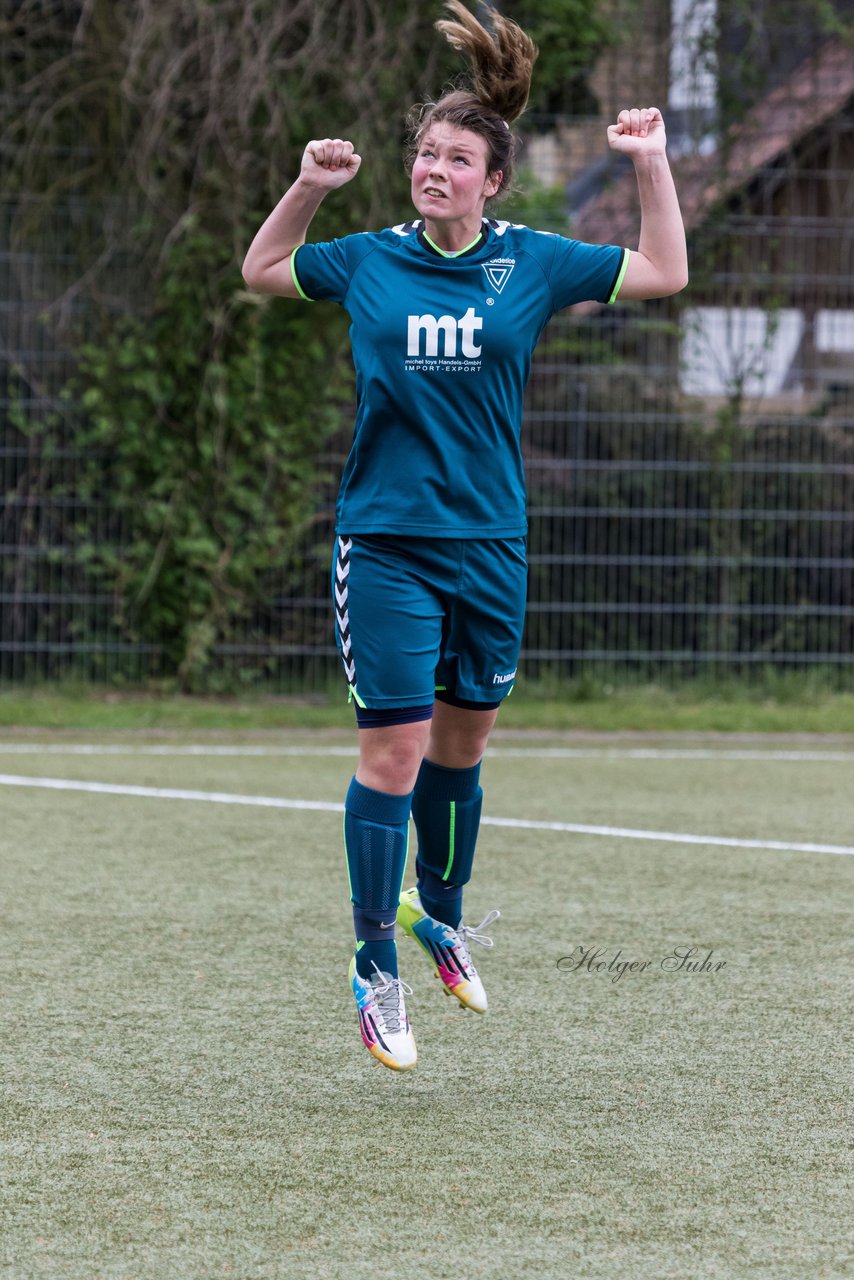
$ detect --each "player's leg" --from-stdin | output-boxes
[346,718,429,985]
[333,534,440,1070]
[397,701,503,1014]
[398,537,526,1012]
[345,718,431,1073]
[411,700,499,932]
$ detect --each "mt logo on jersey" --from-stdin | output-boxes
[483,257,516,296]
[407,307,483,359]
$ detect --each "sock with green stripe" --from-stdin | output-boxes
[344,777,412,980]
[412,758,482,930]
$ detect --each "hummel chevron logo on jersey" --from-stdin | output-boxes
[483,257,515,295]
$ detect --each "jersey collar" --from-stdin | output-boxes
[417,221,490,259]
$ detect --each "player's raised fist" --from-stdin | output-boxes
[300,138,362,189]
[607,108,667,156]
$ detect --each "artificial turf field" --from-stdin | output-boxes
[1,730,852,1280]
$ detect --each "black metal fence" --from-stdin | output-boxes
[3,99,854,690]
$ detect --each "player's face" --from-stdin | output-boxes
[411,122,501,226]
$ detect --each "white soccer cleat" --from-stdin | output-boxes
[348,956,417,1072]
[397,887,500,1013]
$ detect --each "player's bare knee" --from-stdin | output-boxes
[356,721,431,794]
[434,729,489,770]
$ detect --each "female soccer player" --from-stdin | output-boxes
[243,1,687,1071]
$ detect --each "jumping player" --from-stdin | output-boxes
[242,1,688,1071]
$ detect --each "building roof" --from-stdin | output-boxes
[572,37,854,246]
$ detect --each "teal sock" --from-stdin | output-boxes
[344,777,412,980]
[412,758,482,930]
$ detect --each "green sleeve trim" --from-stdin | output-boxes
[608,248,630,304]
[291,248,313,301]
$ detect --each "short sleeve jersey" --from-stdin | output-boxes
[293,219,628,538]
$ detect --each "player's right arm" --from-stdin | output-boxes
[241,139,362,296]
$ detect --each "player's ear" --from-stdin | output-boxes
[484,170,502,199]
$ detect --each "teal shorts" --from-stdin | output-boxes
[332,534,527,709]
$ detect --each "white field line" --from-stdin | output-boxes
[0,773,343,813]
[0,743,853,763]
[1,772,853,857]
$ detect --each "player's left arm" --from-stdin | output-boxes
[607,108,688,300]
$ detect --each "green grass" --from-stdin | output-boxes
[3,675,854,733]
[1,735,852,1278]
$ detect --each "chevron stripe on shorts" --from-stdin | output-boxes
[335,536,355,687]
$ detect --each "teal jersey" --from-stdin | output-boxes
[293,219,628,537]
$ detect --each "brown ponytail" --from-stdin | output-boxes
[435,0,538,126]
[405,2,539,201]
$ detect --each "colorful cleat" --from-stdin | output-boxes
[397,887,500,1013]
[348,956,417,1072]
